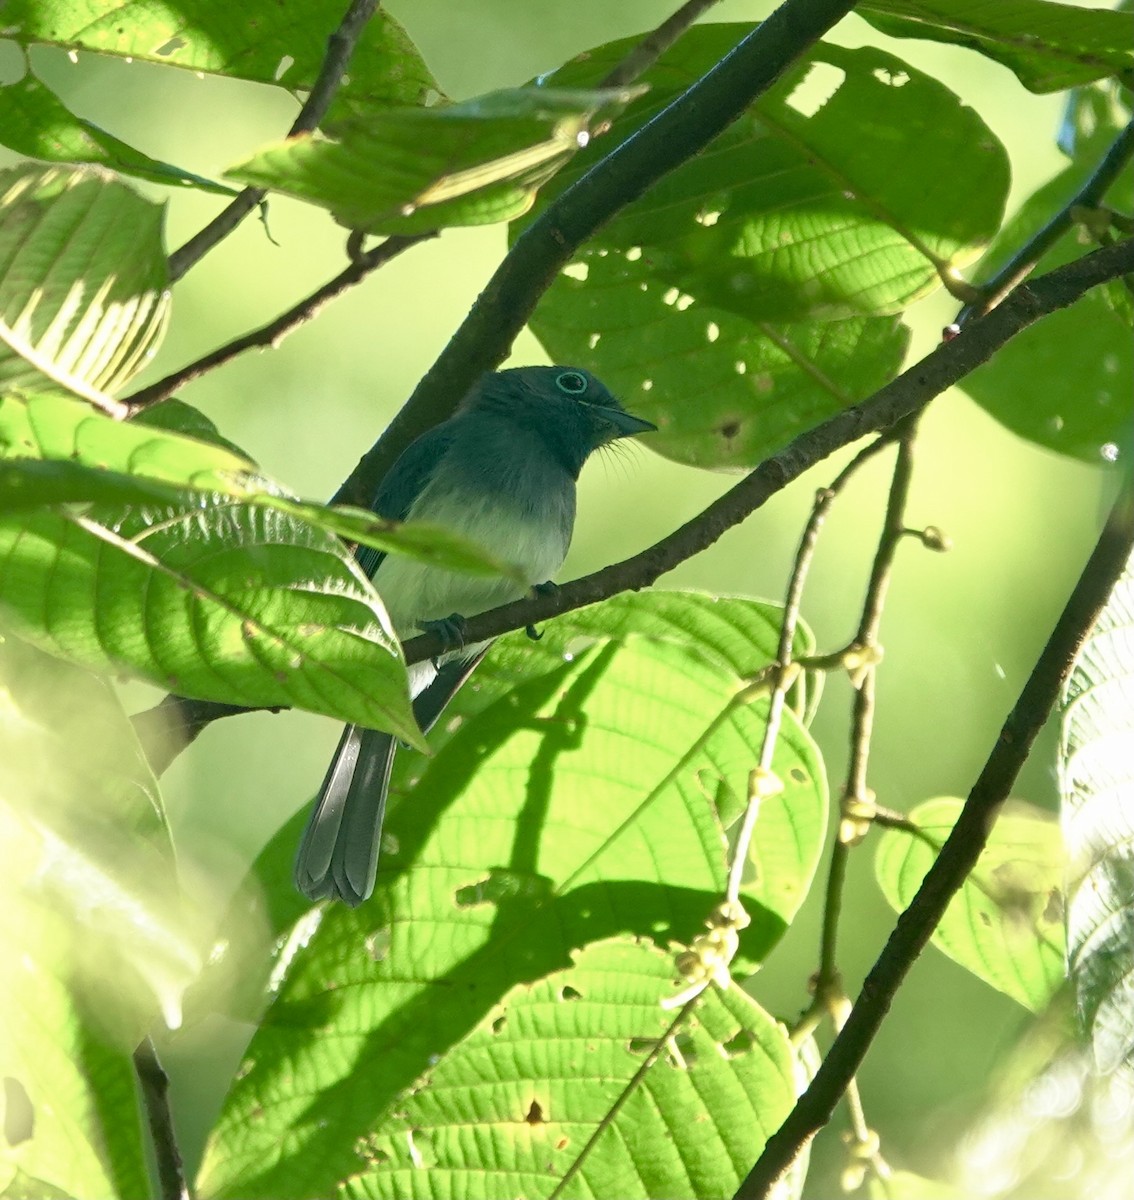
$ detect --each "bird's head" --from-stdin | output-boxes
[468,366,656,477]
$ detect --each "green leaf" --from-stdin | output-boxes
[519,29,1010,466]
[1060,539,1134,1075]
[875,798,1066,1011]
[0,164,170,402]
[226,86,644,234]
[3,0,438,118]
[196,593,826,1199]
[0,72,236,194]
[859,0,1134,94]
[323,940,795,1200]
[960,84,1134,464]
[0,641,182,1200]
[1,391,528,577]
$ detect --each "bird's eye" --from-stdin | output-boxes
[555,370,588,396]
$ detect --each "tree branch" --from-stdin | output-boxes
[123,233,428,414]
[598,0,725,88]
[401,239,1134,665]
[133,1037,190,1200]
[736,480,1134,1198]
[131,237,1134,771]
[333,0,860,506]
[167,0,381,282]
[958,116,1134,325]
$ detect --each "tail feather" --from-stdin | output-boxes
[294,724,395,906]
[293,648,491,906]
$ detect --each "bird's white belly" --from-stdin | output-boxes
[372,489,569,638]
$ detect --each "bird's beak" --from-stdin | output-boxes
[594,406,657,438]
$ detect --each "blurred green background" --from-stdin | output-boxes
[1,1,1121,1194]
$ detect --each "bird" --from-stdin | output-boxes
[294,365,656,906]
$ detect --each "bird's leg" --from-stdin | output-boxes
[419,613,469,666]
[526,580,559,641]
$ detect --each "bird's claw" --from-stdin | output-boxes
[420,613,469,658]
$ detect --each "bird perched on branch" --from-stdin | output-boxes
[294,365,655,906]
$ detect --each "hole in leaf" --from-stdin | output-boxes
[784,61,846,117]
[525,1099,545,1124]
[789,766,808,784]
[491,1014,507,1034]
[154,36,186,55]
[625,246,642,261]
[719,420,741,440]
[641,379,653,391]
[706,322,720,342]
[562,262,589,282]
[720,1029,757,1059]
[627,1037,657,1056]
[365,928,391,962]
[274,54,295,81]
[560,985,582,1001]
[872,67,909,87]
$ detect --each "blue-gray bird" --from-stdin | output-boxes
[294,366,655,905]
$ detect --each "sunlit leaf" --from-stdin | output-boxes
[859,0,1134,94]
[0,73,235,194]
[518,29,1009,466]
[3,0,438,118]
[227,86,643,233]
[875,798,1066,1010]
[322,940,795,1200]
[1061,541,1134,1076]
[196,593,826,1198]
[0,641,184,1199]
[0,164,169,402]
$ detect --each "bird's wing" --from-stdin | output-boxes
[355,423,457,580]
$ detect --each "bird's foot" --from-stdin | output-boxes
[525,580,558,641]
[420,613,469,660]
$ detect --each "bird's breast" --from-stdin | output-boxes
[372,480,574,638]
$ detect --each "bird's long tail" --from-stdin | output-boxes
[293,724,396,906]
[293,649,490,906]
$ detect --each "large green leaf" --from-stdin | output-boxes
[0,73,236,194]
[0,392,531,581]
[196,592,826,1199]
[961,85,1134,464]
[0,164,169,403]
[322,940,795,1200]
[519,29,1010,466]
[875,798,1066,1011]
[226,86,643,234]
[0,641,184,1199]
[3,0,438,119]
[1060,540,1134,1076]
[859,0,1134,94]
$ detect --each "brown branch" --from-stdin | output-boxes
[133,1037,191,1200]
[958,117,1134,325]
[599,0,725,88]
[333,0,860,506]
[736,481,1134,1198]
[167,0,381,282]
[123,233,429,414]
[400,239,1134,665]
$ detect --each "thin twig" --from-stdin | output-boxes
[957,117,1134,325]
[815,417,920,995]
[132,238,1134,774]
[333,0,860,506]
[599,0,725,88]
[724,434,895,907]
[167,0,381,282]
[736,483,1134,1199]
[123,233,428,413]
[133,1038,190,1200]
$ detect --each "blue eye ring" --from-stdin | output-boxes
[555,370,588,396]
